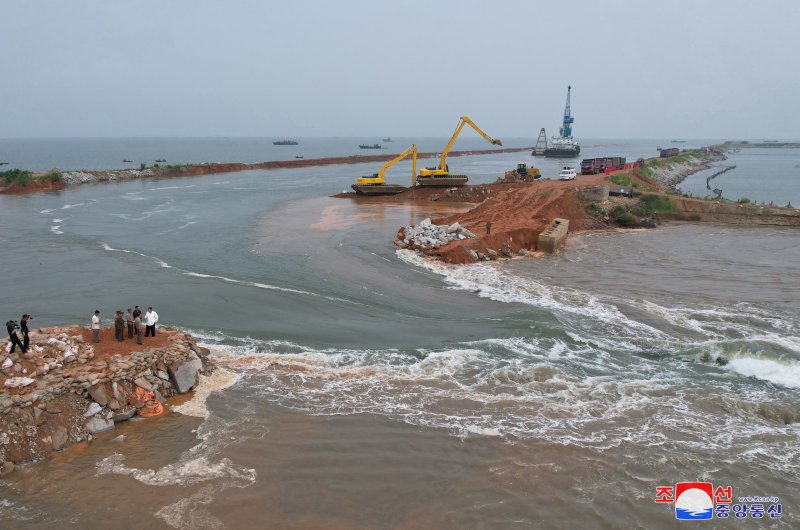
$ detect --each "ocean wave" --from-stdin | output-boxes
[725,355,800,389]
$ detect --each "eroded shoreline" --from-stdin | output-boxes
[0,325,214,475]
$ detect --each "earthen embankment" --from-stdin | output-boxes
[0,326,213,475]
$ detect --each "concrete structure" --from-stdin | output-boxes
[537,218,569,253]
[576,185,609,202]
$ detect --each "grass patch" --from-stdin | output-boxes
[636,194,677,213]
[737,197,751,204]
[45,171,63,183]
[1,168,33,185]
[610,174,632,187]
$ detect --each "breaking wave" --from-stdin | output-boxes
[190,328,800,475]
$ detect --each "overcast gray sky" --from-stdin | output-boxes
[2,0,798,139]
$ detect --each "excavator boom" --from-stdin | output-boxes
[418,116,502,180]
[352,144,417,194]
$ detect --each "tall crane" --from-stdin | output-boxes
[560,85,574,138]
[351,144,417,195]
[416,116,502,187]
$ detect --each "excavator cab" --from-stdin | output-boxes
[517,163,528,176]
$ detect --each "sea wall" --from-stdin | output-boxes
[0,326,212,475]
[1,147,532,194]
[639,149,726,189]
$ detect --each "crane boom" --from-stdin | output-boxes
[419,116,502,178]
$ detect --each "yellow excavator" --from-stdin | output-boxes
[416,116,502,187]
[351,144,417,195]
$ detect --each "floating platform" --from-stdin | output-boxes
[415,175,469,187]
[351,183,407,195]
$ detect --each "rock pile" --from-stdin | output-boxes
[0,326,212,476]
[61,169,155,185]
[396,218,475,250]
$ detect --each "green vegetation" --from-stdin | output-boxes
[1,168,33,185]
[635,194,677,213]
[737,197,751,204]
[45,171,63,183]
[609,174,631,187]
[588,193,678,228]
[140,163,146,170]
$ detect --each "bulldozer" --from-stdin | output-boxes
[497,163,541,184]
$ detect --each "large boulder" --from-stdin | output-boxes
[88,383,110,406]
[112,408,136,423]
[52,426,69,451]
[168,353,203,394]
[86,416,114,435]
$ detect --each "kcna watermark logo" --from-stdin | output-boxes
[655,482,782,521]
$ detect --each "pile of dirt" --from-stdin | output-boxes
[421,176,605,264]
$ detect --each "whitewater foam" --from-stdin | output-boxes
[726,356,800,389]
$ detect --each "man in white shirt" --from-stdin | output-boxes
[144,307,159,337]
[91,310,101,343]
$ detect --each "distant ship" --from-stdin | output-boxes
[273,139,299,145]
[155,159,166,163]
[382,137,392,142]
[535,85,581,158]
[122,159,133,163]
[359,144,382,149]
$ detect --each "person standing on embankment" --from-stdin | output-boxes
[144,307,158,337]
[91,310,101,343]
[114,310,125,342]
[20,314,31,350]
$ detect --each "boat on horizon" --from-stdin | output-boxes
[274,138,299,146]
[382,137,392,142]
[122,159,133,163]
[359,144,382,149]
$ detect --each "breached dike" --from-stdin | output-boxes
[0,326,215,476]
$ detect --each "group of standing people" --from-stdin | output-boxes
[93,306,158,346]
[5,314,32,354]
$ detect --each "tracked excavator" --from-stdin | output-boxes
[351,144,417,195]
[416,116,502,187]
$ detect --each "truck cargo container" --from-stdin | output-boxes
[660,148,680,158]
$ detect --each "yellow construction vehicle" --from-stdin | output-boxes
[417,116,502,187]
[351,144,417,195]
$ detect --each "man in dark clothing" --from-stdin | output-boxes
[126,309,134,339]
[6,320,26,354]
[132,306,141,320]
[486,220,492,235]
[114,310,125,342]
[20,314,31,351]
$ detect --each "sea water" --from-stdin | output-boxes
[1,139,798,529]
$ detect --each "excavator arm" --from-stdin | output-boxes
[356,144,417,186]
[420,116,502,177]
